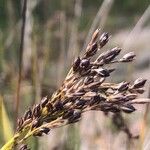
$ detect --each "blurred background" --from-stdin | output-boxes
[0,0,150,149]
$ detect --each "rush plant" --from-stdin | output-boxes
[1,29,149,150]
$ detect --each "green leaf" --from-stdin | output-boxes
[0,96,13,142]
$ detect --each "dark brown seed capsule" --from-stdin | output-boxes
[54,101,63,111]
[68,110,81,123]
[41,97,48,108]
[125,94,137,101]
[101,47,121,63]
[17,117,23,128]
[93,68,110,77]
[85,43,98,57]
[33,104,41,118]
[132,78,147,89]
[99,32,109,48]
[117,81,129,92]
[73,57,81,71]
[76,99,86,108]
[108,68,115,73]
[40,127,50,134]
[24,108,32,120]
[135,88,145,94]
[120,52,136,62]
[89,95,105,106]
[19,144,29,150]
[80,59,90,68]
[62,110,74,119]
[121,104,136,113]
[31,119,41,130]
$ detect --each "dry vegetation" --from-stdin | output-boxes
[0,1,150,150]
[1,29,149,150]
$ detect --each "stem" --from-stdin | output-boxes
[0,134,19,150]
[15,0,28,127]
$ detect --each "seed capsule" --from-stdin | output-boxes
[68,110,81,123]
[80,59,90,68]
[24,108,32,120]
[93,68,110,77]
[31,119,41,130]
[117,81,129,92]
[19,144,29,150]
[120,52,136,62]
[40,127,50,134]
[121,104,136,113]
[41,97,48,108]
[62,110,74,119]
[73,57,81,71]
[17,117,23,128]
[125,94,137,101]
[76,99,86,108]
[54,101,63,111]
[85,43,98,57]
[99,32,109,47]
[89,95,105,106]
[33,104,41,118]
[132,78,147,89]
[90,28,100,43]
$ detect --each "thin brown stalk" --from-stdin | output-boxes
[15,0,28,127]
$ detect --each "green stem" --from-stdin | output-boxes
[1,137,15,150]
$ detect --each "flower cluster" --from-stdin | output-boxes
[1,29,148,150]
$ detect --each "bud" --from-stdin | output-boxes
[102,47,121,63]
[93,68,110,77]
[68,110,81,123]
[33,104,41,118]
[80,59,90,68]
[19,144,29,150]
[117,81,129,92]
[73,57,81,71]
[41,97,48,108]
[90,28,100,43]
[89,95,105,106]
[31,119,41,130]
[125,94,137,101]
[54,101,63,111]
[85,43,98,58]
[17,117,23,128]
[76,99,86,108]
[99,32,109,47]
[132,78,147,89]
[120,52,136,62]
[135,88,145,94]
[121,104,136,113]
[24,108,32,120]
[40,127,50,134]
[62,110,74,119]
